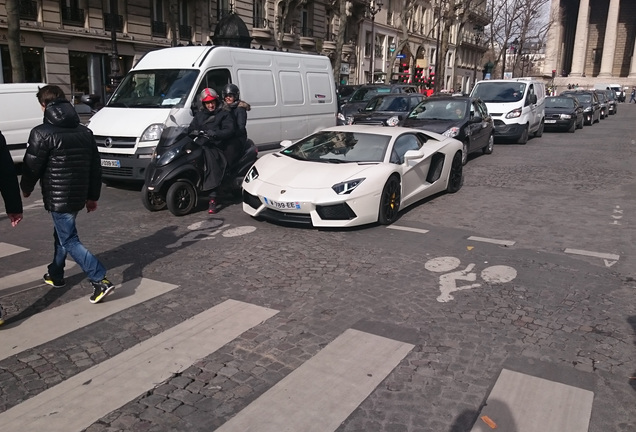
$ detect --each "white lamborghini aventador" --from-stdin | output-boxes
[242,125,464,227]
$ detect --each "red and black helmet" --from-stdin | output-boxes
[200,88,218,102]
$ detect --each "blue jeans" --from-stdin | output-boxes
[48,211,106,282]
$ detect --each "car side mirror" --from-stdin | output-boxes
[280,139,293,149]
[404,148,425,161]
[470,114,482,123]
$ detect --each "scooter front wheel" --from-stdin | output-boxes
[141,184,167,212]
[166,181,197,216]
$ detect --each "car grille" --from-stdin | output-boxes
[493,119,506,127]
[489,113,503,117]
[94,136,136,149]
[546,113,562,120]
[316,203,356,220]
[353,120,385,126]
[243,191,262,210]
[259,208,313,225]
[102,166,133,177]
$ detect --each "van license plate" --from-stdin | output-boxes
[101,159,121,168]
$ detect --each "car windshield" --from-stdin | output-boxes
[108,69,199,108]
[472,82,526,102]
[546,97,574,109]
[364,95,410,112]
[349,87,392,102]
[281,130,390,163]
[408,99,468,120]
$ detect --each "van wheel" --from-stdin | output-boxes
[517,125,529,144]
[141,184,166,211]
[534,120,544,137]
[166,181,197,216]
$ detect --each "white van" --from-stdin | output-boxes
[0,83,46,163]
[594,83,624,102]
[87,46,337,181]
[470,78,545,144]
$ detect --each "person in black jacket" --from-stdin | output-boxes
[222,83,251,150]
[188,88,236,214]
[20,85,115,304]
[0,131,23,325]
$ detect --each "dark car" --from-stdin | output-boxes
[401,95,494,165]
[338,84,418,125]
[544,96,584,133]
[336,84,360,105]
[350,93,425,126]
[601,89,617,115]
[594,90,609,119]
[560,90,600,125]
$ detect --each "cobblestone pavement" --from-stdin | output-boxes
[0,105,635,431]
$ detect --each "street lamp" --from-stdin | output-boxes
[109,0,121,89]
[368,0,383,83]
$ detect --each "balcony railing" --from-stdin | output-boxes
[300,26,313,37]
[103,13,123,32]
[152,20,167,37]
[62,6,85,26]
[179,24,192,40]
[253,17,269,29]
[20,1,38,20]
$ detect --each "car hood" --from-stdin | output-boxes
[255,153,378,189]
[87,107,174,137]
[400,118,459,134]
[545,107,575,115]
[341,101,371,117]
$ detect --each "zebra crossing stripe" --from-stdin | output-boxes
[0,277,178,362]
[0,242,28,259]
[0,260,77,293]
[470,369,593,432]
[0,299,278,431]
[215,328,414,432]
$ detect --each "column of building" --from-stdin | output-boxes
[569,0,590,77]
[543,0,563,77]
[597,0,620,78]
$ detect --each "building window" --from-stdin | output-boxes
[61,0,85,26]
[103,0,123,32]
[253,0,267,29]
[178,0,191,40]
[218,0,232,20]
[152,0,167,37]
[20,1,38,20]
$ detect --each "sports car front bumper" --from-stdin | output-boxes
[242,181,381,228]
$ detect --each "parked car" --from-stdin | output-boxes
[601,89,617,115]
[401,95,494,165]
[594,90,609,119]
[338,84,418,125]
[337,84,360,105]
[242,125,464,227]
[350,93,425,126]
[544,96,584,133]
[560,90,600,125]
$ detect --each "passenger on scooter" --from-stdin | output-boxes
[222,83,251,151]
[188,88,237,214]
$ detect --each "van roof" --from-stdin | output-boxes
[0,83,47,93]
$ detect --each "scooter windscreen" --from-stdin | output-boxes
[153,126,192,167]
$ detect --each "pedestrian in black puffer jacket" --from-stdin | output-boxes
[20,85,115,305]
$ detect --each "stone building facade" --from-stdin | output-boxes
[0,0,489,102]
[544,0,636,86]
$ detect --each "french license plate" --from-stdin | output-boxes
[545,119,557,124]
[101,159,121,168]
[264,197,301,210]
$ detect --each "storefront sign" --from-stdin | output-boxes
[340,63,350,75]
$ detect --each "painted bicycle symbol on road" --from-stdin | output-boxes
[424,257,517,302]
[166,219,256,249]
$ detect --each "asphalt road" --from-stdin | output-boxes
[0,105,635,431]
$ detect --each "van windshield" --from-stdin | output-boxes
[108,69,199,108]
[472,82,527,103]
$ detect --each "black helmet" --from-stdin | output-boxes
[222,83,240,100]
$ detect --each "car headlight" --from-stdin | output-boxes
[386,116,400,127]
[332,178,365,195]
[505,108,522,119]
[140,124,164,142]
[244,166,259,183]
[337,112,346,122]
[559,114,572,119]
[345,116,354,125]
[443,127,460,138]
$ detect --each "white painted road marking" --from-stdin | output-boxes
[0,260,77,293]
[215,328,413,432]
[0,278,179,361]
[564,248,620,268]
[0,242,28,259]
[0,299,278,432]
[467,236,516,246]
[470,369,593,432]
[387,225,430,234]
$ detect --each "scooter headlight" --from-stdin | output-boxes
[155,145,184,167]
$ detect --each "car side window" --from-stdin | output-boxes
[525,84,535,106]
[390,133,422,164]
[476,100,488,118]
